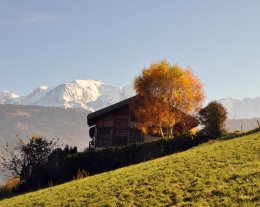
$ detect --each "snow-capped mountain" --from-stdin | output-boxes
[1,80,259,119]
[0,80,135,112]
[0,91,19,104]
[219,97,260,119]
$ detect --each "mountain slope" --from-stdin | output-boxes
[226,118,260,132]
[1,132,259,206]
[219,97,260,119]
[0,104,90,151]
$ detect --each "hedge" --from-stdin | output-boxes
[62,134,205,180]
[63,128,260,180]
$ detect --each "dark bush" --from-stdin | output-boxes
[62,127,260,181]
[199,101,228,138]
[62,134,205,181]
[33,145,78,186]
[220,127,260,140]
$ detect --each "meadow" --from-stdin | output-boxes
[0,132,259,207]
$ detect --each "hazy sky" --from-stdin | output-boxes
[0,0,260,102]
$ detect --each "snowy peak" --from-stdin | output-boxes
[0,91,19,104]
[39,85,48,90]
[34,80,103,110]
[17,85,51,106]
[61,80,134,111]
[219,97,260,119]
[72,79,102,87]
[0,80,135,112]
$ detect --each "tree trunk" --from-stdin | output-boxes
[169,122,175,138]
[169,127,173,138]
[159,124,165,138]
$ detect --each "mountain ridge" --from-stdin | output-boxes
[1,79,260,119]
[0,80,135,112]
[218,97,260,119]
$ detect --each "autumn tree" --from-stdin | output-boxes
[131,60,205,137]
[199,101,228,138]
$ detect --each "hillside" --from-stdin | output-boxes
[0,104,90,182]
[0,104,90,150]
[1,132,259,206]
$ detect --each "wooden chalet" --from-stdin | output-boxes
[87,96,199,148]
[88,97,142,148]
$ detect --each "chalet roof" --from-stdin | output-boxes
[87,96,135,125]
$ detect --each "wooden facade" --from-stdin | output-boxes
[88,97,143,148]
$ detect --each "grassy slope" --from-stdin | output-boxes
[1,133,259,207]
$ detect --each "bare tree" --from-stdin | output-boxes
[0,136,56,182]
[0,137,24,178]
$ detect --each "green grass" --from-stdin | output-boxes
[1,133,260,207]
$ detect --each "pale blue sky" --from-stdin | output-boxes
[0,0,260,102]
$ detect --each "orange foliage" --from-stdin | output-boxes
[131,60,205,137]
[5,176,20,191]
